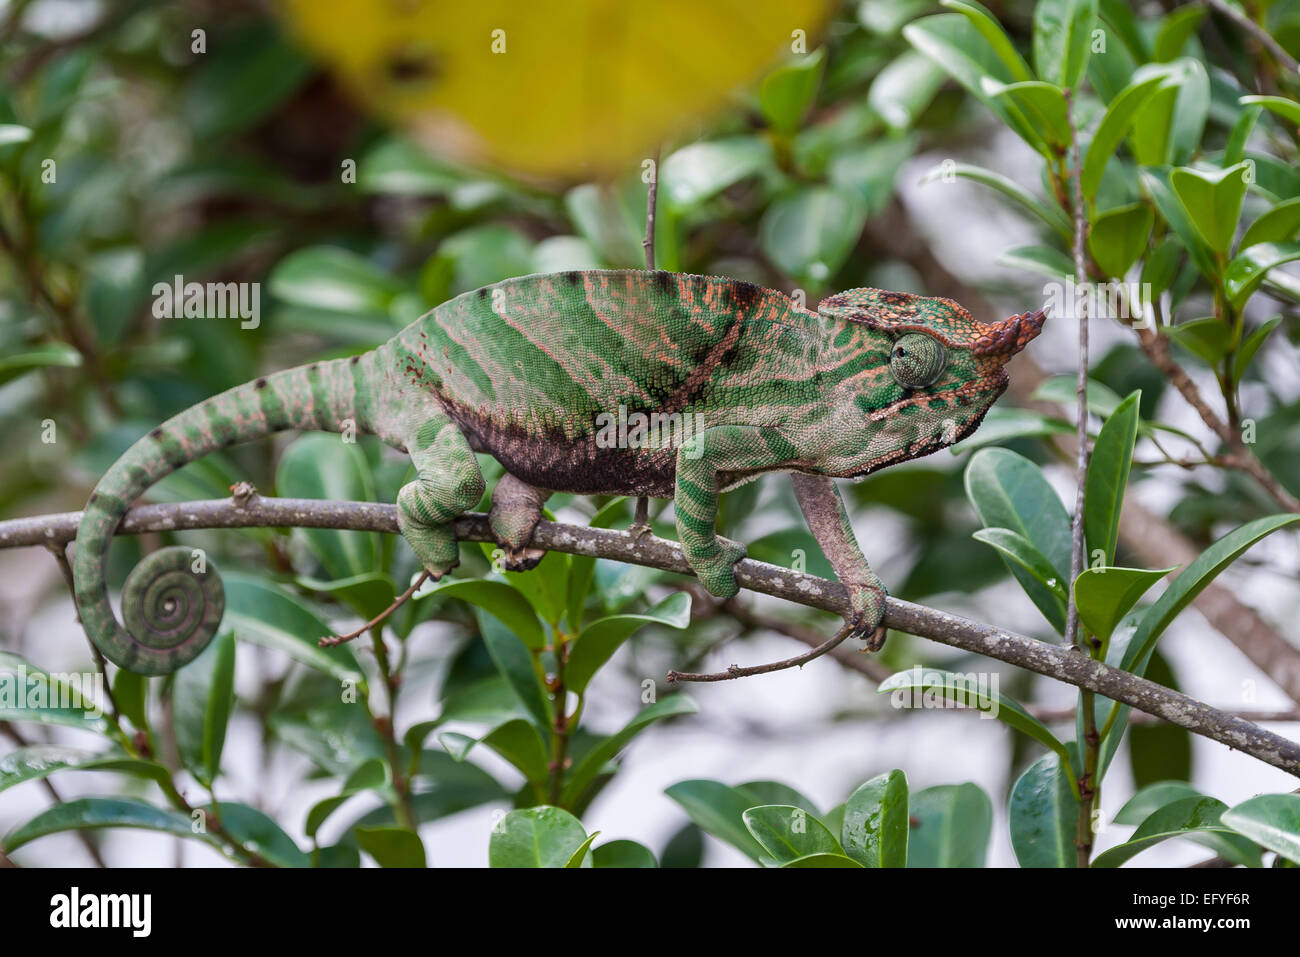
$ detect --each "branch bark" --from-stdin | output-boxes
[4,494,1299,777]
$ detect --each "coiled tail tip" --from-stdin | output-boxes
[107,546,225,675]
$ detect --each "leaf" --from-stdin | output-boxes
[418,578,545,650]
[1088,203,1154,279]
[1153,4,1206,62]
[759,48,826,136]
[782,852,864,867]
[1032,0,1098,89]
[868,51,946,133]
[997,244,1074,281]
[1010,752,1077,868]
[566,592,691,694]
[981,78,1071,153]
[841,770,909,868]
[972,528,1069,605]
[215,803,311,867]
[0,123,32,146]
[185,22,312,138]
[1073,567,1172,645]
[1164,316,1233,366]
[879,668,1074,771]
[592,839,657,868]
[919,162,1072,238]
[0,343,82,387]
[939,0,1033,82]
[0,653,108,734]
[1222,794,1300,864]
[277,434,380,583]
[950,406,1074,452]
[1223,242,1300,309]
[1170,162,1251,254]
[356,826,427,867]
[1084,390,1141,565]
[1081,71,1173,200]
[357,137,465,196]
[476,611,550,731]
[268,245,404,314]
[561,695,697,806]
[664,780,770,862]
[743,805,842,865]
[564,831,600,868]
[0,747,168,795]
[1240,198,1300,250]
[111,669,148,731]
[1239,94,1300,128]
[1130,58,1207,166]
[1114,781,1201,824]
[659,137,774,211]
[906,783,993,867]
[759,186,868,286]
[965,448,1073,633]
[1141,166,1217,279]
[305,758,389,838]
[173,631,237,787]
[222,574,363,685]
[1232,316,1282,381]
[489,806,589,868]
[3,798,206,853]
[1093,796,1260,868]
[438,717,549,785]
[1128,651,1192,789]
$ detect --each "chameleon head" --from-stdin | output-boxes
[815,287,1046,476]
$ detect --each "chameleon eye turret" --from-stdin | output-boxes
[888,333,946,389]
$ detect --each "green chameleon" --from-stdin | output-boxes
[73,269,1044,675]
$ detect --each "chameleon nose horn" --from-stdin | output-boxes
[972,308,1047,356]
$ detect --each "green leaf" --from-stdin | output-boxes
[1239,95,1300,128]
[1122,514,1300,675]
[0,653,107,733]
[592,839,657,868]
[973,528,1069,605]
[173,631,236,787]
[879,668,1074,771]
[1082,71,1173,200]
[981,79,1071,153]
[0,343,82,387]
[939,0,1033,82]
[1088,203,1154,279]
[664,780,771,862]
[1130,59,1208,166]
[919,162,1072,238]
[0,747,168,794]
[111,669,148,730]
[1009,752,1077,868]
[1141,166,1217,278]
[268,245,403,314]
[1115,781,1201,824]
[658,137,773,212]
[965,448,1073,633]
[743,805,842,865]
[1083,390,1141,564]
[493,548,569,627]
[439,717,549,785]
[566,592,691,695]
[277,434,379,583]
[1074,567,1172,645]
[215,803,310,867]
[305,758,388,838]
[222,574,363,685]
[356,826,427,868]
[564,831,600,868]
[759,49,825,136]
[1170,162,1251,254]
[1224,242,1300,309]
[759,186,868,287]
[1232,316,1282,381]
[868,51,946,132]
[997,244,1074,281]
[1240,198,1300,250]
[1093,796,1261,868]
[1153,4,1206,62]
[185,23,312,138]
[0,123,32,146]
[419,578,545,650]
[1128,651,1192,789]
[1222,794,1300,864]
[841,770,909,868]
[476,611,550,730]
[3,798,202,854]
[950,406,1074,452]
[562,695,697,806]
[357,137,465,196]
[489,806,588,868]
[1164,316,1232,365]
[1032,0,1098,88]
[781,852,864,867]
[736,781,821,816]
[906,783,993,867]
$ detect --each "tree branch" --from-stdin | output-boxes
[4,494,1299,776]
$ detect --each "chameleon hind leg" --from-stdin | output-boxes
[488,473,550,571]
[674,425,796,598]
[790,473,888,650]
[397,415,486,578]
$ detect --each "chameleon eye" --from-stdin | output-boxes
[889,333,946,389]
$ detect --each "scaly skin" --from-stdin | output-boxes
[73,269,1044,674]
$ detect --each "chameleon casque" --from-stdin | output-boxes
[72,269,1045,675]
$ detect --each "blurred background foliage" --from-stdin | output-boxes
[1,0,1299,868]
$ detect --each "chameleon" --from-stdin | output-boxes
[72,269,1045,675]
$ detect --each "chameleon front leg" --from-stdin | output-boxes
[488,472,550,571]
[397,415,485,578]
[674,424,795,598]
[790,473,889,650]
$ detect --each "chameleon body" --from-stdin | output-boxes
[72,269,1044,674]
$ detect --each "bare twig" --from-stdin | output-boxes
[634,152,660,532]
[667,626,854,682]
[4,496,1299,776]
[1063,87,1090,651]
[318,571,430,647]
[1201,0,1300,74]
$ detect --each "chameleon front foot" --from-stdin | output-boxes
[687,537,747,599]
[837,580,889,651]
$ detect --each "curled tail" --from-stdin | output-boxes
[73,353,381,675]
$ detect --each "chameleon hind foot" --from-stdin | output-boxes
[687,537,747,599]
[837,580,888,652]
[488,473,549,571]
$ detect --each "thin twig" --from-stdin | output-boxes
[667,626,854,683]
[4,496,1299,776]
[633,151,660,532]
[1201,0,1300,74]
[318,571,430,647]
[1063,87,1090,651]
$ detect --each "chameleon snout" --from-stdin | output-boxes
[971,308,1046,358]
